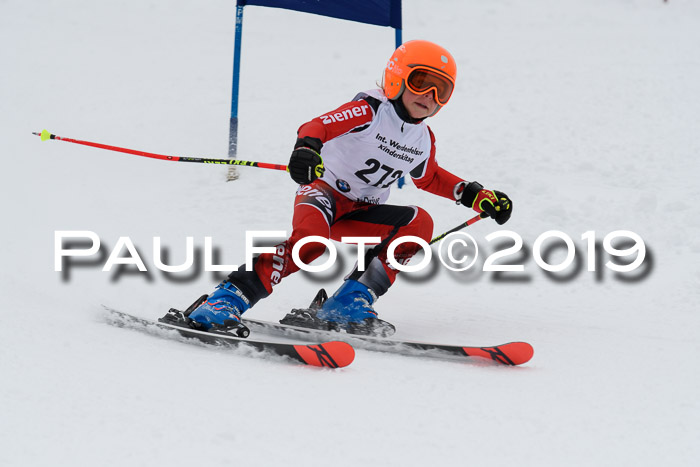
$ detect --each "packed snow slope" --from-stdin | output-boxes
[2,0,699,466]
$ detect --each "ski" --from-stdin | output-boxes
[242,318,534,366]
[104,307,355,369]
[244,288,534,366]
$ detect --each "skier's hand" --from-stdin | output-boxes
[288,137,324,185]
[456,181,513,225]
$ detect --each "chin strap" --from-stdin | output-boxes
[390,98,426,125]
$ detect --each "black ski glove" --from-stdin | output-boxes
[456,181,513,225]
[288,137,324,185]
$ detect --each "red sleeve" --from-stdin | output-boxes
[297,99,375,143]
[411,127,463,200]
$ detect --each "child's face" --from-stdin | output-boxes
[401,88,439,119]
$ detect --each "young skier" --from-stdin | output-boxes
[180,40,512,336]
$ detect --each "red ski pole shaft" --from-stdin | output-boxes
[33,129,288,171]
[430,213,487,245]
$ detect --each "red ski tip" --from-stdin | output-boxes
[463,342,534,366]
[294,341,355,368]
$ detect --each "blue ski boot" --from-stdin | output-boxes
[281,281,395,337]
[187,281,251,337]
[317,280,377,323]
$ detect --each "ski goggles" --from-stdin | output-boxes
[405,67,455,106]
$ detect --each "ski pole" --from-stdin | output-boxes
[32,129,288,171]
[430,212,487,245]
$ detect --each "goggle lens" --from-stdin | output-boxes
[406,68,454,105]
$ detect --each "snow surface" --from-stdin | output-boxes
[2,0,700,465]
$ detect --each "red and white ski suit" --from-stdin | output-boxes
[250,89,465,298]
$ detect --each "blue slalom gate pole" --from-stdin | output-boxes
[227,3,245,180]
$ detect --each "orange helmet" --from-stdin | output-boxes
[383,40,457,113]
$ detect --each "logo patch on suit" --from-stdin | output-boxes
[336,179,351,193]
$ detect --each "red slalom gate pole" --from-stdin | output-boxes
[33,129,288,171]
